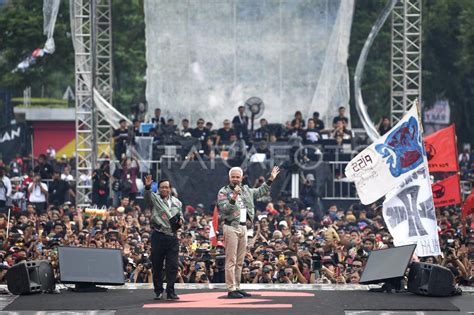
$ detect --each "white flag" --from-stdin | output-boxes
[345,105,424,205]
[382,165,441,257]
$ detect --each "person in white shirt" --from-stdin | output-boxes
[28,174,48,214]
[0,167,12,211]
[61,165,74,182]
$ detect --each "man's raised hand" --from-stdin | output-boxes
[145,174,153,187]
[269,166,281,181]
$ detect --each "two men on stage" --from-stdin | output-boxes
[145,165,279,300]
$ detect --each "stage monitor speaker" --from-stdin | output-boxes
[360,244,416,286]
[6,260,55,295]
[407,262,455,297]
[59,246,124,292]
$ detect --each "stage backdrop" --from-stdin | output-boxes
[145,0,354,127]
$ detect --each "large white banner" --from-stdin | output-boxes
[345,106,424,205]
[144,0,354,127]
[382,165,441,257]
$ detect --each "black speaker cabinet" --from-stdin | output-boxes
[408,262,455,297]
[6,260,55,295]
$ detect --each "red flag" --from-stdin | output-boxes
[432,174,462,208]
[461,188,474,219]
[424,125,458,172]
[209,205,219,246]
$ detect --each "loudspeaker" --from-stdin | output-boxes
[407,262,455,297]
[6,260,55,295]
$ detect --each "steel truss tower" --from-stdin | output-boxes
[390,0,422,125]
[95,0,113,161]
[74,0,112,207]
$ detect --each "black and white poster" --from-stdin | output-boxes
[383,165,441,257]
[0,123,29,162]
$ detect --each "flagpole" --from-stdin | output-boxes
[6,207,11,242]
[414,98,424,134]
[452,123,467,237]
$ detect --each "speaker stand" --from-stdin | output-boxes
[71,283,108,292]
[369,278,404,293]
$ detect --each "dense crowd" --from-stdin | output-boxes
[0,106,473,288]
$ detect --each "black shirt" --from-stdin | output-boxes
[48,179,70,205]
[113,128,129,143]
[217,128,235,145]
[34,163,53,180]
[314,119,325,131]
[232,115,249,140]
[332,116,349,126]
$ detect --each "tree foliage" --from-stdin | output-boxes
[0,0,73,99]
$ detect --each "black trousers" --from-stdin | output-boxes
[151,230,179,294]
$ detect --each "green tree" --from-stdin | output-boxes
[423,0,474,144]
[111,0,146,115]
[0,0,74,99]
[348,0,392,128]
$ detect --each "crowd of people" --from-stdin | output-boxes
[115,106,358,163]
[0,106,473,289]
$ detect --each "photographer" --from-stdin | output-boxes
[28,174,48,214]
[133,262,153,283]
[252,264,274,284]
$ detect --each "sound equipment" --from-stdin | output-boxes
[407,262,456,297]
[6,260,55,295]
[58,246,124,292]
[360,244,416,292]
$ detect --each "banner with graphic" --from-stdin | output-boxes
[345,106,424,205]
[424,100,450,125]
[383,165,441,257]
[424,125,458,172]
[0,123,29,162]
[432,174,462,208]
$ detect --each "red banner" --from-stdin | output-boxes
[432,174,462,208]
[462,188,474,218]
[424,125,458,172]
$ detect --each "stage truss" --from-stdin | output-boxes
[74,0,112,207]
[390,0,422,125]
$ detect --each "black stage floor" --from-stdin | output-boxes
[3,289,472,315]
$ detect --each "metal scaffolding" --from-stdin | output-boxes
[74,0,113,207]
[95,0,113,161]
[390,0,422,125]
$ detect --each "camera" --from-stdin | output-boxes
[286,257,295,266]
[215,255,225,270]
[357,248,368,258]
[291,226,297,235]
[200,274,208,281]
[263,266,271,273]
[311,254,322,271]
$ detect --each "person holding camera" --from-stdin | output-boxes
[133,263,153,283]
[217,166,280,298]
[144,175,183,301]
[28,174,48,214]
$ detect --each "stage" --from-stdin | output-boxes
[0,284,473,315]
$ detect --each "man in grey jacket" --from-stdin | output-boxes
[144,175,183,301]
[217,166,280,298]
